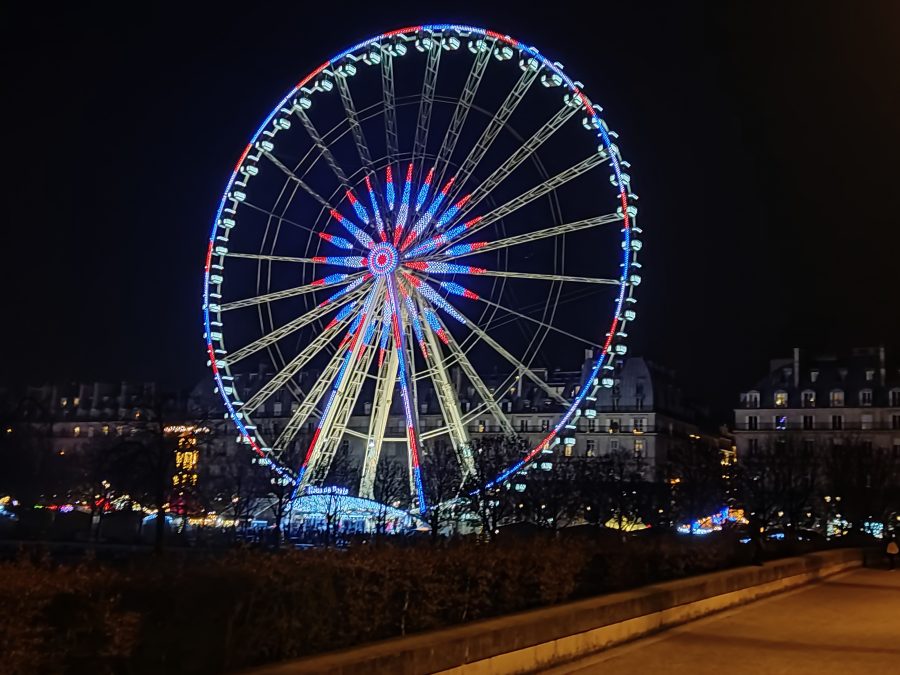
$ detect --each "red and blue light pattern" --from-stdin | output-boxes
[204,24,637,508]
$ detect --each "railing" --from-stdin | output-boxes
[734,422,900,432]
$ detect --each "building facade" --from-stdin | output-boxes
[734,347,900,456]
[200,353,726,484]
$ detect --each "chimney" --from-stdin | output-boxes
[879,345,886,386]
[793,347,800,388]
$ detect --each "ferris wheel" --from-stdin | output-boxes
[202,24,641,514]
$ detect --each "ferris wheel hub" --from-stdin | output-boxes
[367,241,399,277]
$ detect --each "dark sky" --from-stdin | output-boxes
[4,2,899,416]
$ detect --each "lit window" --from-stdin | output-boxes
[478,420,486,433]
[60,397,68,407]
[73,426,81,437]
[540,419,550,431]
[633,417,646,432]
[564,445,573,457]
[830,390,844,407]
[775,416,788,431]
[746,415,759,431]
[801,390,816,408]
[102,425,110,436]
[774,391,788,408]
[831,415,843,430]
[859,389,873,406]
[586,439,596,456]
[634,438,645,456]
[73,397,80,407]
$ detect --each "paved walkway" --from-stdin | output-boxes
[542,567,900,675]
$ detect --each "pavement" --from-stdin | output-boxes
[541,567,900,675]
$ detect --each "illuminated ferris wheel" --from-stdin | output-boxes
[202,24,641,513]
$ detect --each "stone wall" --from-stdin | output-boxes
[248,548,862,675]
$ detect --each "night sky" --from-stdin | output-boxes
[5,2,899,418]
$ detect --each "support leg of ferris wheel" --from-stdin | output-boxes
[404,319,422,499]
[301,289,382,488]
[359,345,399,500]
[306,327,379,486]
[418,296,475,478]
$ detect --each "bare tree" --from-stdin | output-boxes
[667,437,725,533]
[371,456,407,537]
[823,438,900,538]
[421,441,463,541]
[738,433,819,543]
[460,435,527,540]
[520,455,581,533]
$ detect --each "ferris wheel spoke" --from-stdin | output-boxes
[437,213,623,259]
[295,282,382,488]
[304,313,380,487]
[225,252,318,264]
[387,277,427,513]
[472,291,606,350]
[411,42,442,184]
[293,108,351,189]
[241,316,350,414]
[432,41,494,190]
[241,200,319,234]
[225,284,368,366]
[457,104,579,221]
[445,65,541,207]
[359,344,399,499]
[476,269,620,285]
[416,295,475,478]
[381,51,400,163]
[455,312,570,408]
[427,306,516,437]
[219,271,366,312]
[260,150,337,211]
[272,345,348,459]
[444,152,611,249]
[335,74,380,194]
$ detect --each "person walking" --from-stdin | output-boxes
[887,536,899,570]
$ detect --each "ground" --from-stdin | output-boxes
[542,567,900,675]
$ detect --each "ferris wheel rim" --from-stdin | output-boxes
[202,23,640,509]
